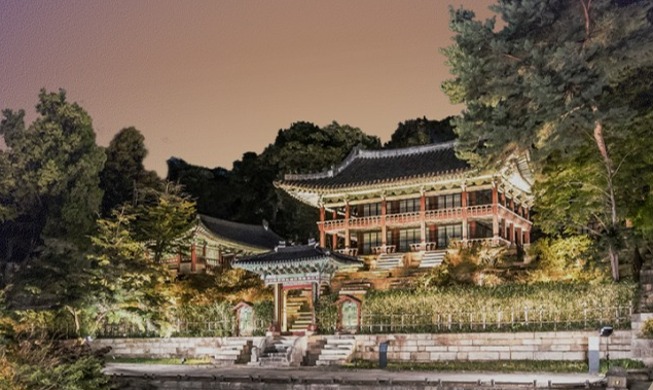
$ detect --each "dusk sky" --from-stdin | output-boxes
[1,0,496,176]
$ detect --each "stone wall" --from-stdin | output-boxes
[94,331,634,362]
[342,331,633,362]
[93,337,263,358]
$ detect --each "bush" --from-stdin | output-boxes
[315,294,338,334]
[360,282,635,333]
[418,244,509,287]
[1,312,110,390]
[641,318,653,338]
[527,236,607,283]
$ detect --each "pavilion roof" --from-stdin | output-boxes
[277,141,469,191]
[232,244,362,274]
[197,214,282,250]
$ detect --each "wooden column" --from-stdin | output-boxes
[282,289,288,332]
[461,185,468,241]
[190,243,197,273]
[344,202,351,248]
[273,283,283,332]
[381,197,387,246]
[311,282,318,328]
[509,223,515,244]
[331,210,338,249]
[492,183,500,241]
[420,191,427,248]
[319,205,326,248]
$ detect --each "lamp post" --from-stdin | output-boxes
[600,326,614,371]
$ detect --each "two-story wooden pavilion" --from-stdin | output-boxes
[166,214,283,274]
[276,141,533,263]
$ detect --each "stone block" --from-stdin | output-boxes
[430,352,457,360]
[468,352,500,360]
[412,352,430,361]
[480,346,510,352]
[424,346,448,352]
[510,351,534,360]
[533,351,564,360]
[509,345,536,352]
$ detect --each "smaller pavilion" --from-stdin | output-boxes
[233,243,362,333]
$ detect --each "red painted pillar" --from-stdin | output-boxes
[345,202,351,248]
[319,206,326,247]
[461,185,468,240]
[190,243,197,273]
[381,197,387,246]
[420,192,427,247]
[492,183,499,241]
[331,209,338,249]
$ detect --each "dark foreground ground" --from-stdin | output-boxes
[105,363,625,389]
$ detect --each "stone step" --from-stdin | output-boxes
[320,349,351,356]
[326,337,355,343]
[215,349,242,356]
[316,359,346,366]
[420,250,446,268]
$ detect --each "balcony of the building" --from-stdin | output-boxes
[320,189,529,234]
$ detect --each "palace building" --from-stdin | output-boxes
[166,214,282,275]
[277,141,533,266]
[234,141,534,333]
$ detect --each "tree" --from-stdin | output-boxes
[0,90,105,318]
[99,127,161,216]
[0,90,105,264]
[130,183,197,263]
[442,0,653,280]
[88,207,172,334]
[384,116,456,148]
[167,157,233,218]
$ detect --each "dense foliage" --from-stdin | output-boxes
[361,282,635,333]
[442,0,653,280]
[169,120,400,241]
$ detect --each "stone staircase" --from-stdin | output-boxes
[257,336,298,367]
[316,336,357,366]
[303,338,327,366]
[338,279,372,295]
[286,295,313,333]
[638,268,653,312]
[419,250,446,268]
[375,253,405,270]
[212,338,252,365]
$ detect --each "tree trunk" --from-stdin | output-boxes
[593,116,620,281]
[66,305,81,336]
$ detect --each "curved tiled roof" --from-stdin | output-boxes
[278,141,470,190]
[198,214,282,250]
[233,244,362,268]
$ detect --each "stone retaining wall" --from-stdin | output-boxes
[93,337,263,358]
[94,331,634,362]
[344,331,632,363]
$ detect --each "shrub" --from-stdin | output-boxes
[640,318,653,338]
[315,294,338,334]
[527,236,607,283]
[360,282,634,333]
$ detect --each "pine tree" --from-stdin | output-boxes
[442,0,653,280]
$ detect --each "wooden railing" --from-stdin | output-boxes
[372,245,396,254]
[319,204,526,233]
[335,248,358,257]
[409,242,438,252]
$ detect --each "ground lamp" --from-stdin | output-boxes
[600,326,613,371]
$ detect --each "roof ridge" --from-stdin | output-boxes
[283,141,456,181]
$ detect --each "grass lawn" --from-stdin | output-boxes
[344,359,645,374]
[106,357,213,365]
